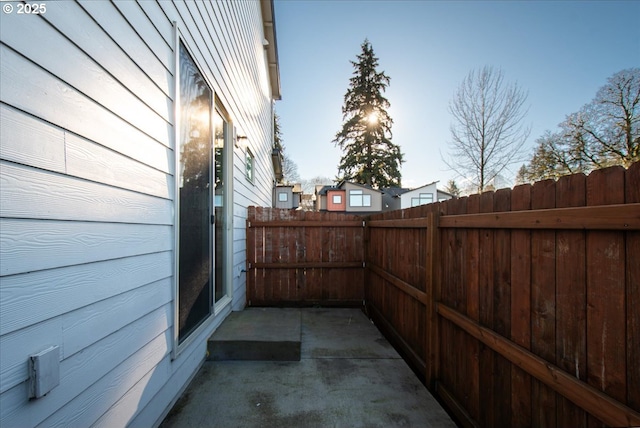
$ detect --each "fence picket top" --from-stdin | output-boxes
[626,161,640,203]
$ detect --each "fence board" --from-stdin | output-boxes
[465,194,481,424]
[477,192,497,428]
[510,183,533,427]
[555,173,588,427]
[626,162,640,411]
[586,167,627,427]
[492,189,512,428]
[531,178,558,428]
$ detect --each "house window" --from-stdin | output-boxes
[245,149,254,182]
[278,192,288,202]
[332,194,342,204]
[349,189,371,207]
[411,193,433,207]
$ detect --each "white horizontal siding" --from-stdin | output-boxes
[0,251,173,336]
[0,47,173,174]
[1,105,172,199]
[0,104,66,173]
[0,161,172,224]
[0,218,171,275]
[78,0,173,97]
[0,11,171,146]
[41,1,172,116]
[111,1,174,76]
[0,278,172,394]
[1,305,171,427]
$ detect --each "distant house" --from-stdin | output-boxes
[0,1,280,427]
[326,187,346,211]
[316,181,382,213]
[314,185,333,211]
[273,184,302,209]
[400,181,454,209]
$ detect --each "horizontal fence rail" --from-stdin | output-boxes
[439,203,640,229]
[247,162,640,427]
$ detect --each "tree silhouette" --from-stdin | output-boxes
[333,39,403,188]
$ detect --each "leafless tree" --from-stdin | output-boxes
[282,152,300,185]
[445,66,530,193]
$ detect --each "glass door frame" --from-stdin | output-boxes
[172,26,233,357]
[212,103,233,315]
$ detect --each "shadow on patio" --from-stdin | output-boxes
[160,308,455,428]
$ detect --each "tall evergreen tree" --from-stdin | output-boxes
[444,179,461,197]
[333,39,403,188]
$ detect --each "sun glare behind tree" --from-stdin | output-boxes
[333,39,403,188]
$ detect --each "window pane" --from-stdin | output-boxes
[421,193,434,204]
[363,194,371,207]
[333,195,342,204]
[349,190,363,206]
[279,192,288,202]
[178,42,212,342]
[245,149,254,182]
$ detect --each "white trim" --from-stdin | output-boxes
[171,20,180,360]
[213,116,234,315]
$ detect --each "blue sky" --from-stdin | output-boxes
[273,0,640,189]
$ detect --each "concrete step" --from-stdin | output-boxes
[207,308,301,361]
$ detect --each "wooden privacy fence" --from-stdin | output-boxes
[246,209,365,306]
[247,163,640,427]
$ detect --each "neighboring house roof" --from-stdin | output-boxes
[316,185,336,196]
[406,181,439,193]
[260,0,281,100]
[337,180,382,193]
[381,187,411,198]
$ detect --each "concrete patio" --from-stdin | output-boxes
[160,307,455,428]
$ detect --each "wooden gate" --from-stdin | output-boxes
[246,207,365,306]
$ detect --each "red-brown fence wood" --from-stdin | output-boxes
[246,163,640,427]
[246,207,365,306]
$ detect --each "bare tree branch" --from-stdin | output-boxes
[444,66,530,193]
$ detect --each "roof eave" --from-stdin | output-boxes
[261,0,281,100]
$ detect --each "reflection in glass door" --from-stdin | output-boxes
[213,110,226,305]
[177,42,212,342]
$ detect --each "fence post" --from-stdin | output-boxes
[426,210,441,390]
[246,208,255,306]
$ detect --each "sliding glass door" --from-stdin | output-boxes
[177,41,230,343]
[177,42,213,342]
